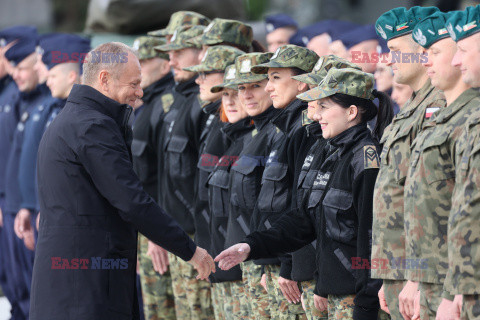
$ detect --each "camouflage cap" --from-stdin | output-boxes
[412,11,456,48]
[187,18,253,48]
[297,67,375,101]
[211,64,238,93]
[445,6,480,42]
[229,52,274,85]
[375,6,440,41]
[154,25,205,52]
[183,45,244,72]
[148,11,210,37]
[292,55,362,86]
[132,36,169,60]
[250,44,319,74]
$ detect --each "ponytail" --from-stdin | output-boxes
[251,40,266,53]
[371,89,394,140]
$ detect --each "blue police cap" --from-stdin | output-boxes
[0,25,37,47]
[39,33,91,70]
[4,32,38,66]
[302,20,360,44]
[341,24,386,49]
[265,13,298,33]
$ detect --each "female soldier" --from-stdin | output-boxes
[223,52,276,320]
[247,44,318,320]
[216,67,393,320]
[207,64,254,319]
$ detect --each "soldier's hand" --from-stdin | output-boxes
[412,290,420,320]
[188,246,215,280]
[313,294,328,311]
[147,240,169,275]
[399,280,419,320]
[36,212,40,231]
[278,277,301,304]
[452,295,462,320]
[378,284,390,314]
[301,293,306,311]
[23,229,35,251]
[435,298,455,320]
[214,243,250,270]
[0,206,3,227]
[260,273,268,293]
[14,208,32,239]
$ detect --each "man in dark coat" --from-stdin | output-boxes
[29,42,215,320]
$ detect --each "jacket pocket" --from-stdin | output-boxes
[230,156,259,210]
[322,188,355,242]
[381,124,412,185]
[257,163,289,212]
[166,135,193,179]
[420,134,454,185]
[130,139,149,182]
[208,170,230,217]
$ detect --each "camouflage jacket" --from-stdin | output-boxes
[404,88,479,288]
[371,79,445,280]
[445,94,480,295]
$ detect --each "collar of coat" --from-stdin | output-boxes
[222,116,254,141]
[67,84,132,129]
[174,75,199,96]
[251,105,279,130]
[270,98,307,134]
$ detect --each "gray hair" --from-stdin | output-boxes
[82,42,138,85]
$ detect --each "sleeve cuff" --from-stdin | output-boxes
[441,290,454,301]
[279,258,293,279]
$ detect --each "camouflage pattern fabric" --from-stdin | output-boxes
[250,44,318,74]
[300,280,328,320]
[419,283,444,320]
[446,107,480,295]
[138,234,176,320]
[187,18,253,48]
[212,283,225,320]
[297,68,375,102]
[327,294,355,320]
[228,281,251,319]
[292,55,361,86]
[183,45,244,73]
[148,11,210,37]
[462,295,480,320]
[154,25,205,52]
[264,264,307,320]
[382,280,406,320]
[240,261,271,319]
[211,64,238,93]
[371,79,445,281]
[133,36,169,60]
[404,88,479,288]
[168,252,214,320]
[229,52,273,86]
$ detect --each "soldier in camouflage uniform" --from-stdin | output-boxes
[402,10,479,320]
[444,7,480,319]
[187,18,253,57]
[148,11,210,42]
[131,36,177,320]
[371,6,445,320]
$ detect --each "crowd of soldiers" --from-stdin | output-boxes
[0,3,479,320]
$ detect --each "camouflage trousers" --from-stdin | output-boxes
[327,294,355,320]
[383,279,406,320]
[138,234,176,320]
[462,295,480,320]
[419,282,444,320]
[240,260,271,319]
[300,280,328,320]
[264,264,307,320]
[168,252,215,320]
[211,281,249,320]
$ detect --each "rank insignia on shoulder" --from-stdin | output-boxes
[364,145,379,169]
[161,93,174,113]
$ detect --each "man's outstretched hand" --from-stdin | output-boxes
[188,246,216,280]
[214,243,250,270]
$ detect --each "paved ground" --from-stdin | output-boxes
[0,297,10,320]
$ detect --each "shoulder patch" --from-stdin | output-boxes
[251,128,258,137]
[364,145,379,169]
[161,93,174,113]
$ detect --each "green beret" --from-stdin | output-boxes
[250,44,318,74]
[412,11,456,48]
[375,6,440,41]
[446,6,480,42]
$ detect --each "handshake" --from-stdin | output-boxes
[188,243,251,280]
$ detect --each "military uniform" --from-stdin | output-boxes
[148,11,210,38]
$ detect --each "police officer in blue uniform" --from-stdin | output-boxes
[3,31,51,320]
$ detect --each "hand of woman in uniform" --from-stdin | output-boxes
[278,277,301,304]
[214,243,250,270]
[313,294,328,311]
